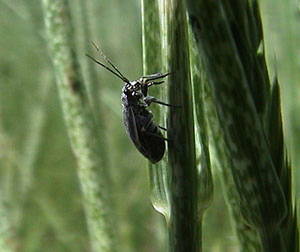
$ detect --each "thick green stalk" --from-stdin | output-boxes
[142,0,212,251]
[162,0,198,251]
[141,0,170,219]
[189,25,213,216]
[205,88,262,251]
[42,1,115,251]
[186,0,298,251]
[199,31,262,252]
[185,0,285,230]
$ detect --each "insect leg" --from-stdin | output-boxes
[141,73,163,79]
[144,131,171,142]
[143,117,179,150]
[144,130,180,152]
[143,96,180,108]
[147,81,165,87]
[141,72,173,82]
[141,114,166,133]
[158,125,167,131]
[142,118,176,147]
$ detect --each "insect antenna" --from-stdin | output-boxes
[90,41,130,83]
[85,54,129,84]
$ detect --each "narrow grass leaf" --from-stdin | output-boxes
[42,0,115,251]
[185,1,294,251]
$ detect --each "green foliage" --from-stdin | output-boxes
[42,0,116,251]
[185,0,299,251]
[0,0,298,251]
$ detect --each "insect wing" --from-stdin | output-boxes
[139,121,165,163]
[136,108,165,163]
[123,106,165,163]
[123,106,142,149]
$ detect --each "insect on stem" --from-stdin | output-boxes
[86,42,173,163]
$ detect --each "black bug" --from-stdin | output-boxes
[86,42,173,163]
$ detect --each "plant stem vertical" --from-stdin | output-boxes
[185,0,298,251]
[162,0,198,251]
[42,0,115,251]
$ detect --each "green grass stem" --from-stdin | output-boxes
[185,0,298,251]
[161,0,198,251]
[141,0,170,220]
[142,0,214,251]
[42,0,115,251]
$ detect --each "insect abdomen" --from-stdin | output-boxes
[140,119,165,163]
[123,105,165,163]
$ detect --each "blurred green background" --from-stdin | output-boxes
[0,0,299,251]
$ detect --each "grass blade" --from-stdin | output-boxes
[185,0,299,251]
[42,0,115,251]
[141,0,170,221]
[161,0,199,251]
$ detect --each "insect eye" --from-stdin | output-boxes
[131,82,138,88]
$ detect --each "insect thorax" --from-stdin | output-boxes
[121,80,147,107]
